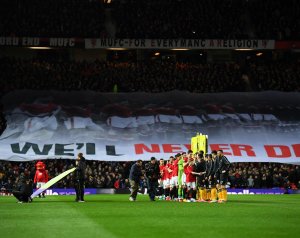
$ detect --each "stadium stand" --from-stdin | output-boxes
[0,160,299,193]
[0,0,106,37]
[0,58,299,94]
[0,0,299,198]
[0,0,299,39]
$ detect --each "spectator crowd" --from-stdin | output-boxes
[0,160,133,194]
[229,163,300,189]
[0,0,106,38]
[0,0,299,40]
[114,0,300,40]
[1,58,300,95]
[0,160,299,195]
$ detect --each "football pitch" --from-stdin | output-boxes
[1,194,300,238]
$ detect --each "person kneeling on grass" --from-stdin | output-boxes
[13,175,33,203]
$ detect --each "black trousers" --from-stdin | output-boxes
[74,180,85,201]
[147,178,157,201]
[13,191,30,202]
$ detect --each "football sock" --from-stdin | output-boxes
[218,188,223,200]
[211,188,217,201]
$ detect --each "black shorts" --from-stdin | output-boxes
[215,172,220,184]
[210,175,217,186]
[220,172,229,185]
[197,175,206,188]
[205,178,210,189]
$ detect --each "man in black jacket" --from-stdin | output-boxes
[145,157,160,201]
[217,150,231,202]
[210,150,218,203]
[74,153,86,202]
[13,175,33,203]
[192,153,206,202]
[129,160,143,201]
[205,154,213,201]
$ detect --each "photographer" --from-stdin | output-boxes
[12,175,33,203]
[145,157,160,201]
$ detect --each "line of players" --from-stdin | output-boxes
[158,149,231,203]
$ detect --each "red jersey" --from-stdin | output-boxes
[167,163,173,180]
[159,165,165,181]
[34,170,49,183]
[185,165,196,183]
[172,159,179,177]
[162,165,169,180]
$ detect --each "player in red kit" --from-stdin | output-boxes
[158,159,165,198]
[34,161,49,198]
[170,154,180,200]
[185,160,197,202]
[165,156,174,200]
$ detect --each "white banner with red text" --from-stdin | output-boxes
[0,90,299,164]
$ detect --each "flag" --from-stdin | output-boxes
[191,133,208,154]
[24,115,58,132]
[31,167,76,199]
[64,117,104,130]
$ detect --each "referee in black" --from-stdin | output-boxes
[145,157,160,201]
[74,153,86,202]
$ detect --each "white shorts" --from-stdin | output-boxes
[36,182,45,188]
[163,179,170,189]
[158,179,164,187]
[171,176,178,187]
[186,182,196,189]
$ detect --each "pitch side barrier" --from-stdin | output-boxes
[13,188,298,196]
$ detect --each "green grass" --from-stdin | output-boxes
[1,194,300,238]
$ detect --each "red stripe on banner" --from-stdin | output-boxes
[275,41,300,49]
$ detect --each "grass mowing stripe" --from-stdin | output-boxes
[1,194,300,238]
[0,196,117,238]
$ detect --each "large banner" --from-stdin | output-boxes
[0,90,300,164]
[85,39,275,49]
[0,37,273,49]
[0,37,83,48]
[3,37,300,50]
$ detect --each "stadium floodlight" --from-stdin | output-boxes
[234,48,253,51]
[171,48,189,51]
[107,48,127,50]
[28,47,52,50]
